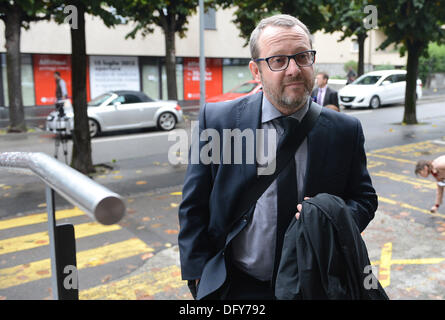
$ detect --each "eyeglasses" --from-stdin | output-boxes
[254,50,316,72]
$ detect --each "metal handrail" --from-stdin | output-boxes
[0,151,126,299]
[0,152,125,225]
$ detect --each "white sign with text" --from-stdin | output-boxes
[89,55,140,99]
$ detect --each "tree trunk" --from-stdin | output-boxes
[5,6,26,132]
[403,41,423,125]
[357,32,367,77]
[164,21,178,100]
[70,3,94,174]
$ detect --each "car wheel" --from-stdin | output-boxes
[369,96,381,109]
[157,112,177,131]
[89,119,100,138]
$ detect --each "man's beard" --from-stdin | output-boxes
[261,74,314,112]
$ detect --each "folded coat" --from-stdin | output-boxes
[275,193,389,300]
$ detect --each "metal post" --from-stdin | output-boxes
[46,186,59,300]
[46,186,79,300]
[199,0,206,108]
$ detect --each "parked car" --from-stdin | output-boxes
[46,90,183,137]
[206,80,262,103]
[338,70,423,109]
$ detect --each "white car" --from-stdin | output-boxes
[46,90,183,137]
[338,70,423,109]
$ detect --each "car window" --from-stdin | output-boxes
[353,75,381,85]
[394,74,406,82]
[88,93,112,107]
[230,82,258,94]
[382,75,396,83]
[110,95,125,105]
[124,94,142,104]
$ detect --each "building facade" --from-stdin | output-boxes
[0,7,406,107]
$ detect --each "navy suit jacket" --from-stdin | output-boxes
[312,86,339,107]
[178,92,377,299]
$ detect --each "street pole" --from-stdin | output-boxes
[199,0,206,108]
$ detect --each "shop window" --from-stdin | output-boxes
[1,53,36,107]
[222,58,252,92]
[161,64,184,101]
[142,64,160,100]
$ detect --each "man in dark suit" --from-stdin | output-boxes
[178,14,377,300]
[311,72,339,110]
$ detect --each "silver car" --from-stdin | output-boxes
[46,90,183,137]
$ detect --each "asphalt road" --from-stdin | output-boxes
[1,95,445,300]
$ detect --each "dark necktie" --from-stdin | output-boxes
[273,116,299,282]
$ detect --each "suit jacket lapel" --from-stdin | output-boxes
[236,92,263,182]
[303,111,330,197]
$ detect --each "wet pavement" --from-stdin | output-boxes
[1,93,445,300]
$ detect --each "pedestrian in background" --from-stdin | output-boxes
[311,72,339,110]
[346,66,357,85]
[54,71,68,102]
[415,156,445,213]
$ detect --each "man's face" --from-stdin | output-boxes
[419,165,429,178]
[249,25,315,114]
[316,74,327,88]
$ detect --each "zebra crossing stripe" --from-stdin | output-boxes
[0,207,85,231]
[0,221,121,255]
[0,238,153,289]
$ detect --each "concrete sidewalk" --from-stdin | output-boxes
[78,183,444,300]
[80,188,445,300]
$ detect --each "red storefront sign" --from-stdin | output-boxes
[183,58,222,100]
[33,54,72,106]
[33,54,92,105]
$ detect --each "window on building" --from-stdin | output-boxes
[204,8,216,30]
[351,40,359,53]
[222,58,252,92]
[1,53,36,107]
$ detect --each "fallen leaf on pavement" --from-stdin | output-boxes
[141,253,154,260]
[101,275,112,283]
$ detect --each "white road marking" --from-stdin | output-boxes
[92,130,178,143]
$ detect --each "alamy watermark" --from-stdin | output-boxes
[63,5,78,29]
[363,5,378,30]
[168,121,278,175]
[63,264,78,290]
[363,265,379,290]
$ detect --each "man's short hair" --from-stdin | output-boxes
[249,14,312,60]
[54,71,61,76]
[415,160,430,175]
[318,72,329,81]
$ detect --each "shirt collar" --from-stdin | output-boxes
[261,94,310,124]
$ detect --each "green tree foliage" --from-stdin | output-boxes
[114,0,211,101]
[322,0,375,77]
[418,42,445,85]
[216,0,329,47]
[368,0,445,124]
[0,0,49,132]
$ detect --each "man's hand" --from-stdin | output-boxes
[296,197,311,219]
